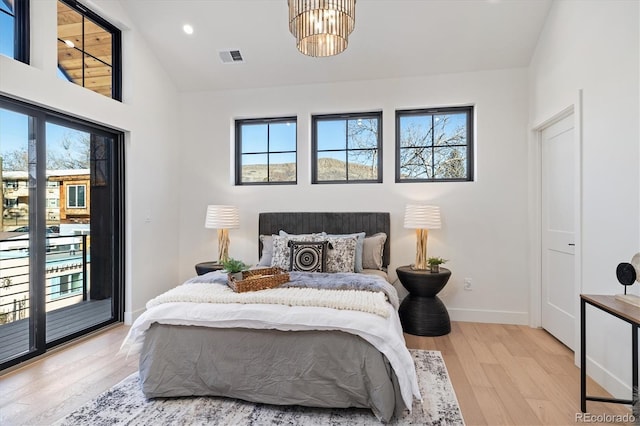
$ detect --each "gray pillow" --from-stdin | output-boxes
[362,232,387,270]
[258,234,275,267]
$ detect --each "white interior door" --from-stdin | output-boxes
[541,114,576,350]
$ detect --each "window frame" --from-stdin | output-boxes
[49,272,83,300]
[66,184,86,208]
[311,111,383,184]
[57,0,122,101]
[0,93,126,371]
[395,106,474,183]
[235,116,298,186]
[1,0,30,63]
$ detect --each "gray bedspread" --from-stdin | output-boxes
[140,324,405,422]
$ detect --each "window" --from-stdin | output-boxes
[67,184,86,208]
[235,117,297,185]
[57,0,121,100]
[312,112,382,183]
[396,106,474,182]
[0,0,29,63]
[50,273,82,299]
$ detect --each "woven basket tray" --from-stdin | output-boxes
[227,267,290,293]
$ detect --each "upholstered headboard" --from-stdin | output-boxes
[258,212,390,268]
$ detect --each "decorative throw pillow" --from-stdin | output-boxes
[325,236,358,273]
[326,232,365,272]
[271,234,316,270]
[289,240,328,272]
[362,232,387,270]
[257,234,275,267]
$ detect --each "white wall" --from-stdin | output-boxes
[177,68,531,325]
[529,0,639,400]
[3,0,635,403]
[0,0,182,322]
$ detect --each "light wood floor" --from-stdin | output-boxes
[0,322,635,425]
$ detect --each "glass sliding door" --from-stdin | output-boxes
[0,97,124,369]
[0,107,35,363]
[44,122,118,344]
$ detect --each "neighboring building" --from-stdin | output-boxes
[0,169,91,324]
[1,169,90,231]
[54,170,90,225]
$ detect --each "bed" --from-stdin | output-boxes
[120,212,421,422]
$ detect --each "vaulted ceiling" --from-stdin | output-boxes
[119,0,552,92]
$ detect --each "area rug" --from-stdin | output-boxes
[56,349,464,425]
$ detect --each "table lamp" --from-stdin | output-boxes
[404,204,441,270]
[204,205,240,263]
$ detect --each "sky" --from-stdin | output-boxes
[240,118,381,166]
[0,2,12,59]
[0,3,80,161]
[239,113,465,167]
[0,109,89,170]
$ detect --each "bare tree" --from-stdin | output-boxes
[346,118,379,179]
[399,115,466,179]
[1,131,90,172]
[399,121,434,179]
[47,131,90,170]
[434,148,466,178]
[0,148,28,171]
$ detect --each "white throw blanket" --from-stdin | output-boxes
[146,283,390,318]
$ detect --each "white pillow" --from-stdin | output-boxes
[278,230,326,238]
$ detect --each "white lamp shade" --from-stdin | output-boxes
[204,205,240,229]
[404,204,441,229]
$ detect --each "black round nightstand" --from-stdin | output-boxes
[397,265,451,336]
[195,261,224,275]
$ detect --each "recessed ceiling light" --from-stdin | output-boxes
[183,24,194,35]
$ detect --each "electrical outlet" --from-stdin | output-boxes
[464,278,472,291]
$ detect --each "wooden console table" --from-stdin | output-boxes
[580,294,638,419]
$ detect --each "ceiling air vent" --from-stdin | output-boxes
[218,50,244,64]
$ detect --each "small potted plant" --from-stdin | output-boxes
[427,257,447,273]
[222,257,248,281]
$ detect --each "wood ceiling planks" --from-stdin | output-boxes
[57,1,113,98]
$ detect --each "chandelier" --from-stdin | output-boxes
[288,0,356,57]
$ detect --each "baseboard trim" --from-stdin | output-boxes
[124,307,146,325]
[448,307,529,325]
[585,356,634,401]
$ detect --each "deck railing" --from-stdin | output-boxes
[0,234,89,324]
